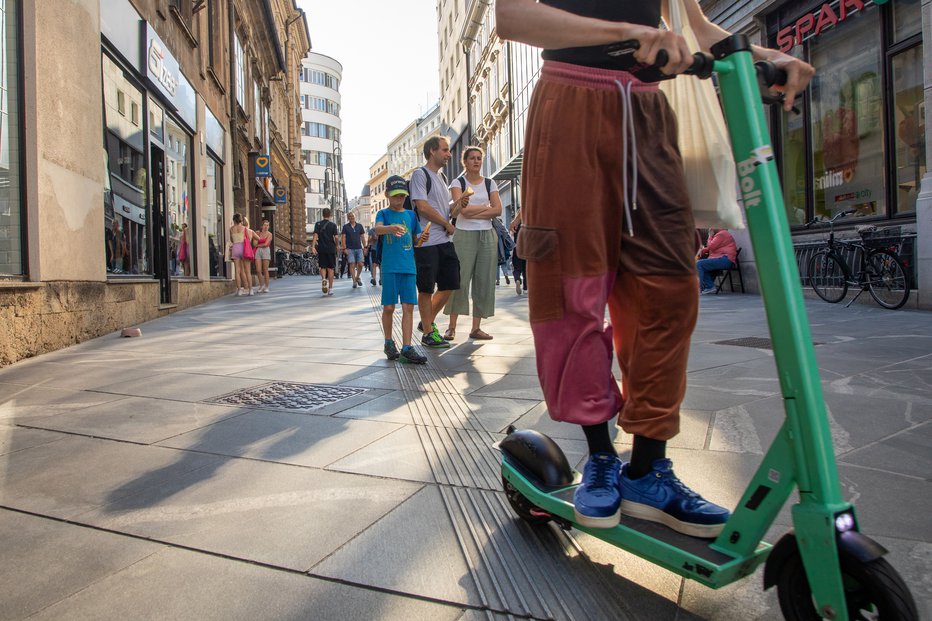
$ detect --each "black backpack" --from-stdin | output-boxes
[403,167,435,212]
[456,175,493,197]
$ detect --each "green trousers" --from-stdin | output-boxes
[445,228,497,318]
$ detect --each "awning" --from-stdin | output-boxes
[493,150,523,182]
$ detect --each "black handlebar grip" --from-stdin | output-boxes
[755,61,788,87]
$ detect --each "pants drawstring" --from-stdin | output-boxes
[615,80,638,237]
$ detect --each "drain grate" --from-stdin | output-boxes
[208,382,367,412]
[713,336,823,349]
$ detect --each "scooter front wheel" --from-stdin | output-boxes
[776,547,918,620]
[502,476,551,526]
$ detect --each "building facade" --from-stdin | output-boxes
[700,0,930,307]
[386,103,442,179]
[437,0,471,181]
[0,0,309,366]
[366,154,390,224]
[300,52,344,236]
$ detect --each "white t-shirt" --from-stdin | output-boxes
[409,167,452,247]
[450,177,498,231]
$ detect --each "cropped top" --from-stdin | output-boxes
[540,1,662,70]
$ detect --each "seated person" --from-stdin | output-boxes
[696,229,737,294]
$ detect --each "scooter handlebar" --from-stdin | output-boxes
[606,40,714,82]
[755,61,788,87]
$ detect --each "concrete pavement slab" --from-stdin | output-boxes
[468,374,545,401]
[157,410,402,468]
[0,436,223,519]
[0,383,127,421]
[461,395,542,434]
[327,425,435,483]
[0,426,66,455]
[332,390,414,424]
[83,457,422,571]
[26,544,464,621]
[0,509,160,621]
[15,397,247,445]
[231,361,375,384]
[841,421,932,479]
[92,372,267,403]
[0,360,155,390]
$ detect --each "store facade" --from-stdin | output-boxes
[702,0,930,307]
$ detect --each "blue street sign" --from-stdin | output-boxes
[255,155,271,178]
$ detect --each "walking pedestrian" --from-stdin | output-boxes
[341,212,367,289]
[367,226,382,286]
[443,146,501,341]
[510,213,527,295]
[311,208,339,296]
[410,136,469,348]
[497,0,813,533]
[228,213,256,296]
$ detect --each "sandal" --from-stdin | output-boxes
[443,328,456,341]
[469,329,493,340]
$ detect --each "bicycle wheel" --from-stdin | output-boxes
[808,251,848,303]
[285,259,297,276]
[866,250,910,310]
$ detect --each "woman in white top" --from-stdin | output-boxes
[443,146,502,340]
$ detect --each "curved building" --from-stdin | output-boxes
[300,52,345,237]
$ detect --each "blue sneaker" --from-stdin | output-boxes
[573,453,622,528]
[619,459,730,538]
[384,340,400,361]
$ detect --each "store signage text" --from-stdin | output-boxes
[736,147,774,211]
[147,40,177,97]
[777,0,888,52]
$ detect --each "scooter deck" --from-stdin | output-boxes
[503,459,772,589]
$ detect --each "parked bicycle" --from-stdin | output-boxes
[806,209,910,309]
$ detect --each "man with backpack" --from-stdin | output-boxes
[409,136,468,348]
[310,208,339,296]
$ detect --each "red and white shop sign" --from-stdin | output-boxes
[776,0,889,52]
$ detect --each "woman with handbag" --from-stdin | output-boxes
[178,223,190,277]
[496,0,814,532]
[229,214,257,296]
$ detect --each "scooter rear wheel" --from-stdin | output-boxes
[776,546,918,620]
[502,476,551,526]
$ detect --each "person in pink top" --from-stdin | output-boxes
[696,229,738,294]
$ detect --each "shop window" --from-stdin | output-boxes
[891,0,922,43]
[891,45,925,216]
[165,116,193,276]
[0,0,23,276]
[102,53,149,275]
[234,33,245,109]
[809,10,884,221]
[206,156,225,278]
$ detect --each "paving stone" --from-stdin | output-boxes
[158,410,401,468]
[83,458,422,572]
[231,361,376,385]
[840,422,932,479]
[92,372,267,403]
[16,397,246,445]
[0,361,155,390]
[0,426,67,455]
[27,545,465,621]
[328,425,435,483]
[0,383,127,421]
[0,436,223,519]
[332,390,414,424]
[340,368,405,390]
[469,374,544,401]
[312,485,478,605]
[0,509,160,621]
[461,395,542,434]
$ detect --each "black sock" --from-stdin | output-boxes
[629,435,666,479]
[582,423,617,457]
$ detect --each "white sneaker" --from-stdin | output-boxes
[248,288,255,296]
[236,288,243,296]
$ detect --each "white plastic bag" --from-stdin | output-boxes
[659,0,745,229]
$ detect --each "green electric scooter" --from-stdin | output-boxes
[497,35,918,621]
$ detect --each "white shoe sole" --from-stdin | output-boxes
[573,508,620,529]
[620,500,724,538]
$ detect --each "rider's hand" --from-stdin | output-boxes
[762,50,815,112]
[623,24,694,75]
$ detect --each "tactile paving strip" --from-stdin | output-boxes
[366,288,641,621]
[207,381,367,412]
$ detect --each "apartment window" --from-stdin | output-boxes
[253,80,261,140]
[1,0,23,275]
[234,33,245,108]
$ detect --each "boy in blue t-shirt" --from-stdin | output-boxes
[375,176,428,364]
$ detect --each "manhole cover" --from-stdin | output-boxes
[208,382,367,412]
[713,337,823,349]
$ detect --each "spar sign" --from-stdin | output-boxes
[777,0,892,53]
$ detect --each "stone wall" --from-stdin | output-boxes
[0,280,233,367]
